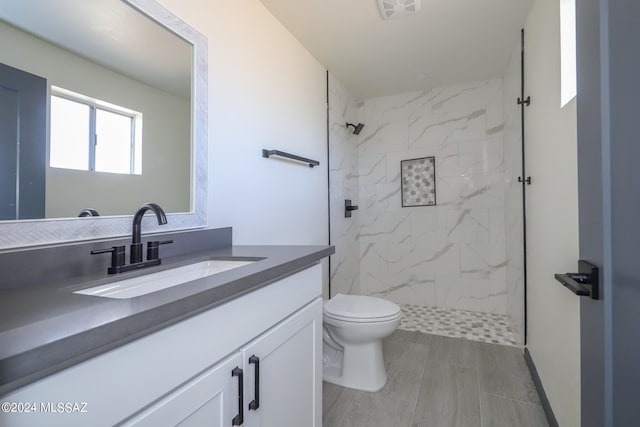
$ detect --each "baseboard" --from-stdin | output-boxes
[524,348,559,427]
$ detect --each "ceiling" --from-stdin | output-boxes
[259,0,534,100]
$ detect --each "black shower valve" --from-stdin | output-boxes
[345,199,359,218]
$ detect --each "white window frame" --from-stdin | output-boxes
[560,0,577,107]
[50,86,142,174]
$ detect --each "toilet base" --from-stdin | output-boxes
[322,340,387,392]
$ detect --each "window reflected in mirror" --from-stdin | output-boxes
[50,89,142,175]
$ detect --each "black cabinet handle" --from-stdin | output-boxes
[232,367,244,426]
[249,355,260,410]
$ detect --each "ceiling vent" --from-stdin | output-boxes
[377,0,421,20]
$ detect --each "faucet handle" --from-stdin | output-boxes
[91,246,126,274]
[146,240,173,261]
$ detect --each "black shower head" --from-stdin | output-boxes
[346,122,365,135]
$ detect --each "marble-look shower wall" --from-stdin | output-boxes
[327,73,361,298]
[503,45,526,344]
[357,79,508,314]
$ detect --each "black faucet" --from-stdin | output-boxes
[130,203,167,264]
[91,202,173,274]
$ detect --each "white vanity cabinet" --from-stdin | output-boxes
[240,298,321,427]
[124,298,322,427]
[121,353,243,426]
[2,263,322,427]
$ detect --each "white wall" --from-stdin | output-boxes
[355,80,509,314]
[157,0,328,248]
[524,0,580,425]
[0,21,191,218]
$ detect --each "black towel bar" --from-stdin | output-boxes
[262,149,319,168]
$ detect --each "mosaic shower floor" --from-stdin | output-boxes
[399,304,520,346]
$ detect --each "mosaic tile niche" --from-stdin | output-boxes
[401,156,436,207]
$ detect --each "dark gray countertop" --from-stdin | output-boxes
[0,237,333,396]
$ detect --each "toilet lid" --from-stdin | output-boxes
[324,294,401,320]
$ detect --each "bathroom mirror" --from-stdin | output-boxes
[0,0,208,249]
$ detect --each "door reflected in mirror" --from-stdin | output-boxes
[0,0,193,220]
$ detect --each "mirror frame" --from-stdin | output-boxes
[0,0,208,250]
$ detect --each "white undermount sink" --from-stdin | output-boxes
[74,258,259,299]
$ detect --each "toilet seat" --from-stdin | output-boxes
[324,311,401,323]
[324,294,401,323]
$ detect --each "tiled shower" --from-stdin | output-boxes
[328,56,525,346]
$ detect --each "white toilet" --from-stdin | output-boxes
[322,293,401,392]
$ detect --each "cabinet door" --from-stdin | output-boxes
[120,353,243,427]
[242,298,322,427]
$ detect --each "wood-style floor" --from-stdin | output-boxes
[323,330,548,427]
